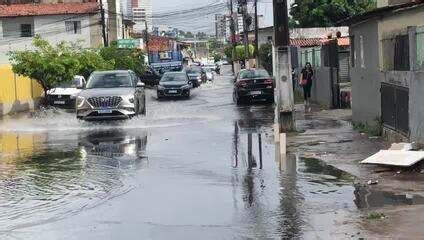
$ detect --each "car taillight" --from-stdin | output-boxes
[236,80,248,87]
[264,79,273,85]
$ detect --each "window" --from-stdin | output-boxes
[65,21,81,34]
[393,34,409,71]
[20,24,32,37]
[267,36,272,42]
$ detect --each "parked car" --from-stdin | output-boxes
[140,66,161,86]
[157,72,191,99]
[185,66,206,87]
[233,69,274,105]
[47,75,85,109]
[221,59,229,65]
[76,70,146,121]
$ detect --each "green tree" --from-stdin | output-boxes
[9,35,80,99]
[196,32,207,40]
[232,44,255,61]
[258,43,273,74]
[224,45,234,62]
[208,39,223,54]
[99,44,146,77]
[185,31,194,38]
[76,49,114,80]
[212,52,223,63]
[290,0,375,27]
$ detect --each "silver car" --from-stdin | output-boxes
[76,70,146,121]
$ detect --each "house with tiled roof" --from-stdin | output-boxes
[0,0,131,64]
[0,1,104,63]
[339,0,424,143]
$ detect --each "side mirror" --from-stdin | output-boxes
[137,81,145,88]
[76,81,85,89]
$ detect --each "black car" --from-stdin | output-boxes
[233,69,274,105]
[157,72,192,99]
[185,66,206,88]
[140,66,162,86]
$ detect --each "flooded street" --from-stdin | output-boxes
[0,67,414,239]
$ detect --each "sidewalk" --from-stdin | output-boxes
[289,103,424,238]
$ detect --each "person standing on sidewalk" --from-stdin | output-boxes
[299,62,314,112]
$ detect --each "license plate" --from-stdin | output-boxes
[98,109,113,114]
[54,101,66,105]
[250,91,262,95]
[168,90,178,93]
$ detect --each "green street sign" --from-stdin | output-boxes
[117,39,140,49]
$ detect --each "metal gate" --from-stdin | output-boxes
[338,51,350,82]
[381,83,409,135]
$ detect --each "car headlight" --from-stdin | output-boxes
[76,96,85,108]
[157,85,165,90]
[181,84,191,89]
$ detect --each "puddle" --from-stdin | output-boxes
[354,185,424,209]
[299,157,355,184]
[0,129,148,231]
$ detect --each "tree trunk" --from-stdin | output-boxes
[41,88,49,107]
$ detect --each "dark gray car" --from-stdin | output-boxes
[76,70,146,121]
[157,72,191,99]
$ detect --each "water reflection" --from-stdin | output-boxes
[232,116,362,238]
[233,121,263,169]
[354,185,424,209]
[0,129,148,231]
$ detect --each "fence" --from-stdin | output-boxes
[0,65,43,116]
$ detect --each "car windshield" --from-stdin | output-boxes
[56,77,81,88]
[86,72,133,89]
[239,70,270,79]
[160,73,187,82]
[186,68,201,74]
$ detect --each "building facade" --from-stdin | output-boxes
[215,14,227,42]
[132,0,152,33]
[0,2,102,64]
[343,1,424,143]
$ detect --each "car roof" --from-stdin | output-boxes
[163,71,185,75]
[92,70,133,74]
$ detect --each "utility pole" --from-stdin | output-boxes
[144,20,149,52]
[273,0,295,132]
[100,0,108,47]
[254,0,259,67]
[229,0,236,73]
[241,3,249,68]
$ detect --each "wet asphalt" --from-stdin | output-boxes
[0,66,382,239]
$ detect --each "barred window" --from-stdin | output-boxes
[65,21,81,34]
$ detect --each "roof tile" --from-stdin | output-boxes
[0,3,99,18]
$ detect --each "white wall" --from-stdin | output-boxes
[0,14,95,64]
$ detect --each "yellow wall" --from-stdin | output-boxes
[0,64,43,114]
[0,132,47,164]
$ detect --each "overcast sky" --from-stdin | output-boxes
[151,0,275,34]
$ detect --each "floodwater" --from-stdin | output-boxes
[0,67,417,239]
